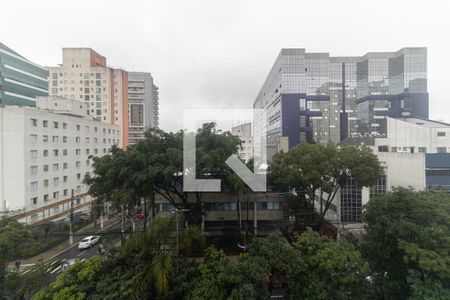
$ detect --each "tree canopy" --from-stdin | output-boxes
[85,123,242,225]
[269,143,383,218]
[361,188,450,299]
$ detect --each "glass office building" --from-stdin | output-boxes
[0,42,48,107]
[253,48,428,159]
[356,48,428,135]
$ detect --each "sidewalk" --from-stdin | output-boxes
[9,215,120,270]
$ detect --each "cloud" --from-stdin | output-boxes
[1,0,449,131]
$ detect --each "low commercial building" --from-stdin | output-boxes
[326,117,450,231]
[154,192,287,235]
[0,96,120,224]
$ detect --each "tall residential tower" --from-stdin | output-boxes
[47,48,129,148]
[128,72,159,145]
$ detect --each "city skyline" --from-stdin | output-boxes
[0,0,448,132]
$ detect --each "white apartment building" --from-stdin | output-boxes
[231,122,253,163]
[47,48,129,148]
[0,96,120,224]
[128,72,159,145]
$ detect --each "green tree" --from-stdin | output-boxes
[269,143,383,220]
[188,247,269,300]
[290,227,371,299]
[0,217,37,299]
[361,188,450,299]
[86,123,241,226]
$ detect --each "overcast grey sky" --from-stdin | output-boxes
[1,0,449,131]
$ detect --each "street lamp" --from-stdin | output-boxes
[171,208,189,273]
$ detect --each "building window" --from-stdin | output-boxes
[52,136,59,143]
[43,120,48,127]
[63,136,68,143]
[43,179,49,187]
[53,164,59,171]
[77,173,81,180]
[53,122,59,129]
[370,176,387,198]
[437,147,447,153]
[378,145,388,152]
[63,163,68,169]
[43,135,49,142]
[426,169,450,176]
[76,149,81,155]
[63,123,67,129]
[30,166,38,175]
[31,197,38,205]
[43,165,49,172]
[30,119,38,127]
[437,132,446,137]
[53,149,59,156]
[340,177,362,223]
[44,194,49,202]
[63,149,68,156]
[30,181,38,190]
[418,147,427,153]
[43,150,48,157]
[63,189,68,196]
[30,150,38,159]
[63,175,68,182]
[29,134,38,143]
[76,161,81,168]
[53,177,59,186]
[53,191,59,199]
[391,147,397,153]
[76,124,80,131]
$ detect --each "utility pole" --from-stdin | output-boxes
[172,208,189,274]
[69,189,74,245]
[120,204,125,246]
[143,199,147,230]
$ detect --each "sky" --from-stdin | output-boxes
[1,0,449,132]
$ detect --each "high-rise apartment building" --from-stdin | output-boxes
[231,122,253,163]
[47,48,129,147]
[0,42,48,107]
[128,72,159,145]
[253,48,428,160]
[0,96,120,223]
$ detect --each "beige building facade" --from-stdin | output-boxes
[47,48,129,147]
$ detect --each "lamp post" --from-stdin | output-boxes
[69,189,74,245]
[171,208,189,273]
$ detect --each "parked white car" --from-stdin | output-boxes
[78,235,101,250]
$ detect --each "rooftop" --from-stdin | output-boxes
[400,117,450,128]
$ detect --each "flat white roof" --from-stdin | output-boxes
[400,117,450,128]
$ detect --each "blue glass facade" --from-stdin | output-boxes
[253,48,428,155]
[426,153,450,192]
[0,42,48,107]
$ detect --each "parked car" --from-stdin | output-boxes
[78,235,101,250]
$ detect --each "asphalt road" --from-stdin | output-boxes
[51,217,147,264]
